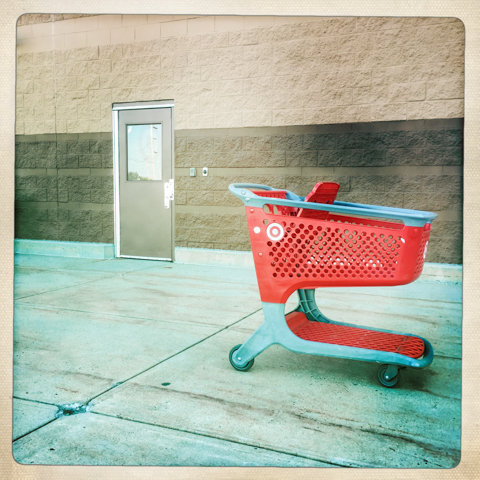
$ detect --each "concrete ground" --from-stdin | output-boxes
[12,254,462,468]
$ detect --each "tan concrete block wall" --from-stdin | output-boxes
[16,15,464,135]
[17,14,95,27]
[15,133,114,243]
[173,120,463,263]
[14,119,463,263]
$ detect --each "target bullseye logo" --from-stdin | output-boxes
[266,223,284,241]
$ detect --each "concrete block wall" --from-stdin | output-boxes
[15,118,462,263]
[16,15,464,134]
[174,119,462,263]
[17,14,95,26]
[15,133,114,243]
[15,15,464,264]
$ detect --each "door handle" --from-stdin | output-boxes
[164,179,174,208]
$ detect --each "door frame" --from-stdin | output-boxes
[112,100,175,260]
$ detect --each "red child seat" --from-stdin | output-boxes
[297,182,340,220]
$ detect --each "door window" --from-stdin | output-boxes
[126,124,162,181]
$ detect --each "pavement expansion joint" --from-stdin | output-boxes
[84,308,262,405]
[14,396,58,407]
[14,272,120,300]
[91,411,347,468]
[15,301,227,329]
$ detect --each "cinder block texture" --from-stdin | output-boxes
[172,121,462,262]
[15,123,462,263]
[15,134,114,243]
[16,16,464,134]
[18,14,94,26]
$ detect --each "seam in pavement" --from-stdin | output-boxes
[319,290,462,305]
[14,263,256,302]
[13,396,58,407]
[91,411,348,468]
[84,307,263,405]
[12,397,453,468]
[13,259,173,301]
[14,302,251,329]
[12,418,59,443]
[14,258,104,271]
[12,264,260,445]
[11,308,262,446]
[14,272,122,301]
[15,258,157,274]
[60,263,173,275]
[12,397,63,442]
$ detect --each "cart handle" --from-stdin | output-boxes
[229,183,437,227]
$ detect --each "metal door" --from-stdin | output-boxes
[113,101,174,260]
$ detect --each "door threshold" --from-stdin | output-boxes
[118,254,173,261]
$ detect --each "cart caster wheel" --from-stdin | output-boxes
[377,365,400,388]
[229,344,254,371]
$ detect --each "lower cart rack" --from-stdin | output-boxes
[286,312,425,359]
[227,182,437,387]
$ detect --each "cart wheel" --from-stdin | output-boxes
[377,364,400,388]
[229,344,254,372]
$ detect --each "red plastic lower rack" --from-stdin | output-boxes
[286,311,425,359]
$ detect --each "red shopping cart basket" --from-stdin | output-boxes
[227,183,436,387]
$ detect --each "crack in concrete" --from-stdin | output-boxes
[14,259,104,272]
[13,258,173,301]
[13,396,58,407]
[137,274,258,288]
[14,272,120,301]
[12,302,262,447]
[434,354,461,360]
[91,382,459,468]
[12,418,59,443]
[91,411,344,468]
[318,305,461,326]
[14,302,234,329]
[83,307,262,406]
[289,407,460,466]
[11,308,265,451]
[322,290,462,306]
[300,416,460,464]
[415,388,461,401]
[12,397,93,442]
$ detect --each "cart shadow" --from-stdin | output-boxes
[261,347,443,395]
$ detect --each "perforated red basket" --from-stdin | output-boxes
[247,207,431,303]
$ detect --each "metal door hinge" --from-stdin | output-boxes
[164,179,174,208]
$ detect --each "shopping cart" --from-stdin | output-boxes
[228,182,436,387]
